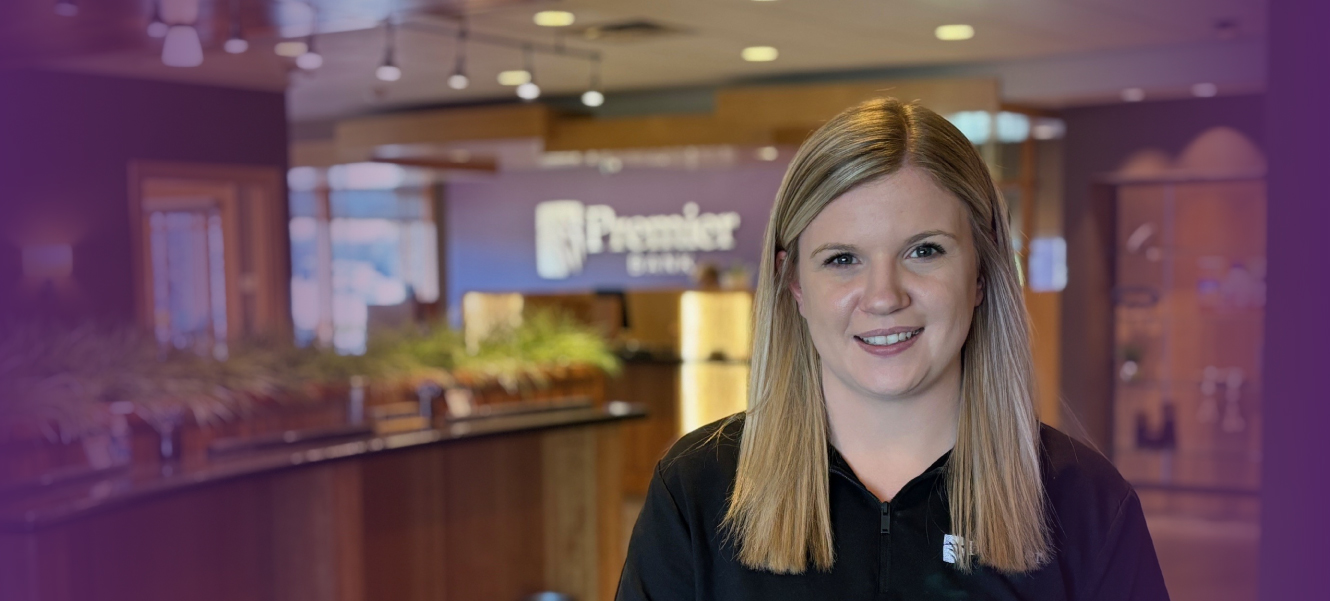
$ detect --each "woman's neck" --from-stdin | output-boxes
[822,359,962,502]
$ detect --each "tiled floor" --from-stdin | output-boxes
[619,498,1259,601]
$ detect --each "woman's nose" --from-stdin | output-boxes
[858,259,909,314]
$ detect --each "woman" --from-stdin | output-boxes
[615,98,1170,600]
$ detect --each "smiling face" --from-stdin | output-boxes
[783,165,984,403]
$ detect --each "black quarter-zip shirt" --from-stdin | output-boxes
[615,413,1171,601]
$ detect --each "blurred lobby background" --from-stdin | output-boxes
[0,1,1323,600]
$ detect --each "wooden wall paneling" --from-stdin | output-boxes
[545,114,768,152]
[1,419,631,601]
[271,461,365,601]
[441,435,546,601]
[0,532,59,601]
[714,79,1002,127]
[594,425,626,601]
[541,427,599,601]
[1027,290,1064,427]
[361,447,448,601]
[22,529,73,601]
[607,362,681,497]
[1060,183,1120,450]
[45,477,273,601]
[326,79,999,155]
[243,177,286,338]
[290,139,371,168]
[336,104,551,150]
[539,423,626,601]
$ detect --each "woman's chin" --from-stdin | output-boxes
[855,378,923,400]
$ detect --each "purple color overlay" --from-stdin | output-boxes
[1260,0,1330,597]
[0,70,289,327]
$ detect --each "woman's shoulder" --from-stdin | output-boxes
[653,412,746,503]
[1037,423,1139,529]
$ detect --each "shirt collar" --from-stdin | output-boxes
[827,443,953,503]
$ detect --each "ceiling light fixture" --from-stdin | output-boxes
[296,35,322,70]
[935,24,974,41]
[275,40,307,57]
[516,44,541,100]
[741,46,778,62]
[162,25,204,67]
[224,35,248,53]
[147,1,169,38]
[497,70,530,86]
[448,21,470,89]
[223,0,247,53]
[376,19,402,82]
[54,0,78,17]
[581,54,604,107]
[223,36,248,54]
[295,6,322,70]
[533,10,575,27]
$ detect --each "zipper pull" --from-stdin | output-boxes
[880,505,891,534]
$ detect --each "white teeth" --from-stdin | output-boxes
[860,329,920,346]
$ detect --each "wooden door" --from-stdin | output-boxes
[128,162,289,349]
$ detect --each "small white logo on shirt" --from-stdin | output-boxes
[942,534,965,564]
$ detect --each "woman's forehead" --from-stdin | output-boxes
[802,168,970,248]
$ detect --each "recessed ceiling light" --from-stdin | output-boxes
[1121,88,1146,102]
[755,146,779,161]
[935,24,974,41]
[376,64,402,82]
[224,37,249,54]
[296,51,323,70]
[1192,82,1218,97]
[517,82,541,100]
[582,90,605,107]
[742,46,778,62]
[498,70,531,86]
[533,11,575,27]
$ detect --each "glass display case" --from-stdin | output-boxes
[1110,177,1265,518]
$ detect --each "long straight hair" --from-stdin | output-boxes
[720,98,1049,574]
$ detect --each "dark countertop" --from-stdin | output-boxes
[0,402,646,534]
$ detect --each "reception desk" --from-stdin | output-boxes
[0,405,644,601]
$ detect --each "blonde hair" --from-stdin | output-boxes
[720,97,1049,574]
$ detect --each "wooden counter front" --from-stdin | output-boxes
[0,407,643,601]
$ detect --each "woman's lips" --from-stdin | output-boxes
[854,327,923,357]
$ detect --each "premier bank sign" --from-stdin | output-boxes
[535,200,742,280]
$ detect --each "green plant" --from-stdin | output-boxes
[455,308,621,391]
[373,308,620,393]
[0,322,392,442]
[0,309,620,443]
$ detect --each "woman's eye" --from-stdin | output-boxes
[824,253,856,266]
[909,243,946,259]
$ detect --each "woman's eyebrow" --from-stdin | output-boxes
[905,230,958,245]
[808,242,857,257]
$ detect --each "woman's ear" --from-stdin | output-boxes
[777,250,804,310]
[974,274,985,308]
